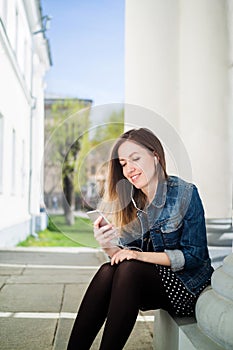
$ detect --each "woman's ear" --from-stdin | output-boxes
[153,152,160,163]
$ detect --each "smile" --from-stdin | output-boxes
[130,173,141,182]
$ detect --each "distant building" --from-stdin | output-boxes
[0,1,52,246]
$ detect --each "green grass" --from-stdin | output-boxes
[18,215,98,248]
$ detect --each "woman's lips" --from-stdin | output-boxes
[130,173,141,183]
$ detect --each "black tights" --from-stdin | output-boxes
[67,260,169,350]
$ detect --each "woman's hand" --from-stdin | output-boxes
[94,216,118,249]
[111,249,138,265]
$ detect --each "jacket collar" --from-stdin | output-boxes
[150,176,167,208]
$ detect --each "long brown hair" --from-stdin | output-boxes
[100,128,168,229]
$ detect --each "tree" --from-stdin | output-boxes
[44,98,91,225]
[74,108,124,206]
[91,108,124,145]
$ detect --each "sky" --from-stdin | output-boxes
[41,0,125,107]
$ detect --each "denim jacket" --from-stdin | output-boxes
[119,176,214,295]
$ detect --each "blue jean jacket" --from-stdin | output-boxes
[119,176,214,295]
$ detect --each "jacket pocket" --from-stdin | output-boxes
[160,215,183,233]
[160,215,183,248]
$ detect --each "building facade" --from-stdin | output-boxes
[0,0,51,246]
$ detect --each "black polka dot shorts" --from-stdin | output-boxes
[156,265,210,317]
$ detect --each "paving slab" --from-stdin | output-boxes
[0,250,103,266]
[53,318,106,350]
[53,318,74,350]
[125,320,153,350]
[61,283,88,312]
[0,284,64,312]
[0,266,24,275]
[22,267,99,275]
[0,249,155,349]
[0,276,8,289]
[53,317,154,350]
[0,318,56,350]
[7,268,97,284]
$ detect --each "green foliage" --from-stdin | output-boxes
[92,108,124,144]
[44,99,92,212]
[47,216,59,232]
[45,99,90,166]
[44,103,124,223]
[74,130,90,192]
[74,107,124,194]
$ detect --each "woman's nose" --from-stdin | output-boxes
[126,161,135,173]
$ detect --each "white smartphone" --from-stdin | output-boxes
[86,210,111,227]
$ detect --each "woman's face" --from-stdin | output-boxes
[118,140,158,196]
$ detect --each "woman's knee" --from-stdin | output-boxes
[114,259,143,278]
[90,262,117,289]
[110,260,148,292]
[97,262,116,276]
[98,260,154,282]
[115,260,158,283]
[117,259,148,270]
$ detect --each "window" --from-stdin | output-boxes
[14,7,19,56]
[21,139,25,196]
[23,39,28,82]
[11,129,16,194]
[1,0,8,26]
[0,114,3,193]
[91,165,96,175]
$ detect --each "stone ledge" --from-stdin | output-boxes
[196,287,233,349]
[153,309,224,350]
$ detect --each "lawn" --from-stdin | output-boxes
[18,214,99,248]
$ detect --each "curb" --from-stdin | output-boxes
[0,246,104,253]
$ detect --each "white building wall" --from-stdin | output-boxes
[0,0,51,246]
[0,51,30,227]
[30,51,46,215]
[125,0,232,219]
[227,0,233,222]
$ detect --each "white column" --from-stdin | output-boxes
[125,0,232,219]
[179,0,231,218]
[195,5,233,342]
[125,0,191,181]
[125,0,179,128]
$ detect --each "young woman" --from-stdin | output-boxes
[67,128,214,350]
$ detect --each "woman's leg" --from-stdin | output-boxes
[67,262,117,350]
[99,260,168,350]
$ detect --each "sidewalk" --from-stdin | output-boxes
[0,247,154,350]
